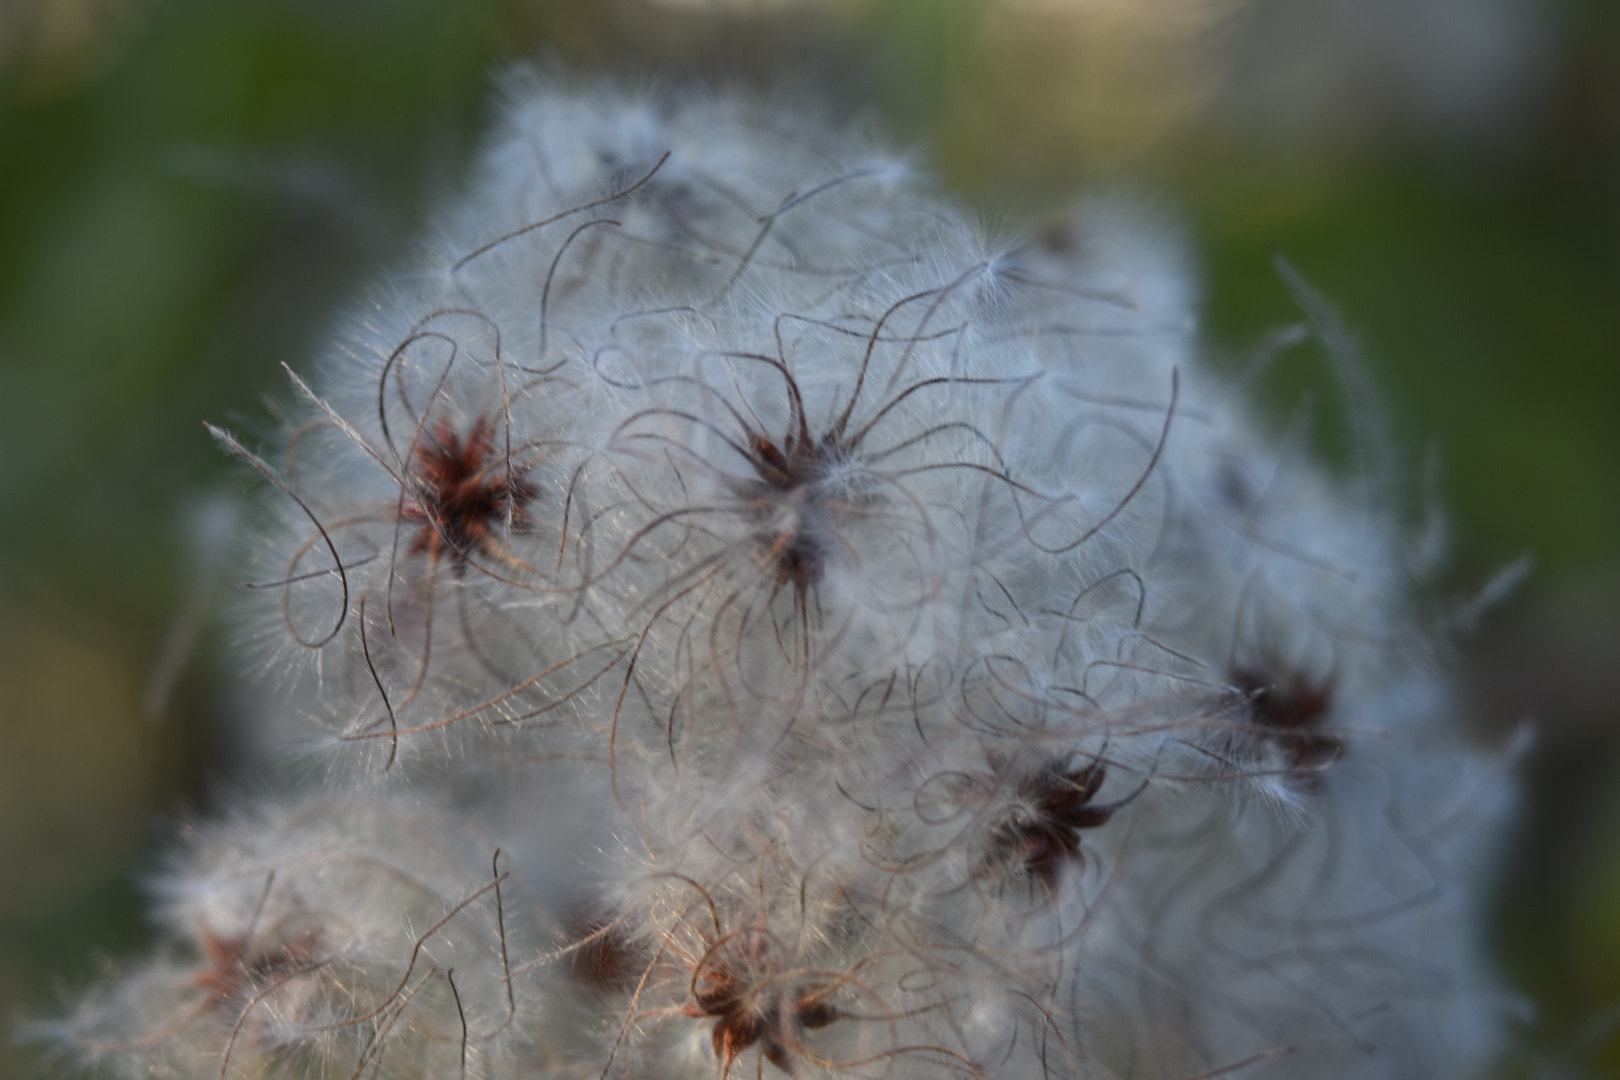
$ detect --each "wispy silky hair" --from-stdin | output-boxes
[46,72,1518,1080]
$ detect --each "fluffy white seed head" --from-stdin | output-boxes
[54,73,1517,1080]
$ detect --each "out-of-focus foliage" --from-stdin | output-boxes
[1,0,1615,1075]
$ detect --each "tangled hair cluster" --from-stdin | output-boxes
[48,74,1518,1080]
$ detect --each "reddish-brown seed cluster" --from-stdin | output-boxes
[733,430,845,599]
[984,759,1132,890]
[1230,665,1341,776]
[690,973,839,1076]
[402,416,535,572]
[192,923,321,1010]
[683,931,840,1076]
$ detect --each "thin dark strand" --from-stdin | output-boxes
[881,263,989,402]
[709,186,780,301]
[357,595,400,772]
[488,318,519,536]
[556,463,595,616]
[539,217,621,358]
[411,306,506,342]
[847,375,1028,452]
[1045,568,1149,645]
[863,419,1006,469]
[1117,631,1208,673]
[833,285,944,442]
[609,578,717,812]
[533,226,733,291]
[376,330,458,464]
[452,152,670,272]
[492,849,517,1031]
[982,572,1030,630]
[313,875,506,1034]
[208,425,350,649]
[887,459,1044,497]
[718,340,812,449]
[344,971,435,1080]
[613,405,763,477]
[245,554,379,590]
[772,166,884,217]
[775,310,964,351]
[573,501,731,595]
[446,968,469,1080]
[1027,367,1179,556]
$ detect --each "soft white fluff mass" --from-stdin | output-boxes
[52,72,1516,1080]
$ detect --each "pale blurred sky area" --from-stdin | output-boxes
[1,1,1617,1075]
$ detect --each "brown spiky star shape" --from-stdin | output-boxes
[403,416,535,572]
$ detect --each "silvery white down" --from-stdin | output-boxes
[48,73,1518,1080]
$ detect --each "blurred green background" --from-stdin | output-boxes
[1,0,1616,1075]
